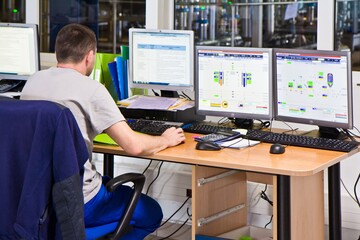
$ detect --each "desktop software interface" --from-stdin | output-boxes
[275,51,351,127]
[130,30,193,90]
[196,47,272,119]
[0,24,38,78]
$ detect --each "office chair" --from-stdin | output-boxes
[0,97,88,239]
[0,98,146,240]
[85,172,145,240]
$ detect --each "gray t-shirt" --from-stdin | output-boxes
[20,67,125,203]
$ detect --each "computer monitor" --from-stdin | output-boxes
[0,23,40,81]
[195,46,273,126]
[274,48,353,136]
[128,28,194,97]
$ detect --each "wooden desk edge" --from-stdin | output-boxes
[93,142,358,177]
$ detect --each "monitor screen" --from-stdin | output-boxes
[128,28,194,95]
[274,48,353,130]
[195,46,273,121]
[0,23,40,80]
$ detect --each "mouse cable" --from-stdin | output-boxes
[146,161,164,195]
[158,215,190,240]
[160,196,191,227]
[278,120,299,135]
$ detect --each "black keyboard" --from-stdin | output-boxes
[0,79,23,93]
[182,121,235,134]
[127,119,183,136]
[245,129,359,152]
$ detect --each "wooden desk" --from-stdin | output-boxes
[93,133,358,240]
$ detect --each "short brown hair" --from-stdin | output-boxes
[55,23,97,64]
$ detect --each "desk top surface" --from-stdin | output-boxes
[93,133,358,176]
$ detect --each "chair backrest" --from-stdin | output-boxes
[0,98,88,239]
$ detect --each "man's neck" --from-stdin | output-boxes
[57,62,85,75]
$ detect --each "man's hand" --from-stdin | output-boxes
[161,127,186,147]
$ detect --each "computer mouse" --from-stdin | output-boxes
[195,141,222,151]
[269,143,285,154]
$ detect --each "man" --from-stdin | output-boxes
[20,23,185,239]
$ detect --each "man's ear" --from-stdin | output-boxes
[86,50,94,62]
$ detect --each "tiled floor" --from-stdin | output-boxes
[146,224,360,240]
[145,223,191,240]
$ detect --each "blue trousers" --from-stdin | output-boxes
[84,180,163,240]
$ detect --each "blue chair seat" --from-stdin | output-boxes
[86,222,118,240]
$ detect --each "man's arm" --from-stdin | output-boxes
[104,121,185,156]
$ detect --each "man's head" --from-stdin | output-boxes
[55,23,97,76]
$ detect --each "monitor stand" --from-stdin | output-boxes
[302,127,345,140]
[234,118,254,129]
[318,126,343,139]
[160,90,179,98]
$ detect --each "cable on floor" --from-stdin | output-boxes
[158,206,192,240]
[160,196,191,227]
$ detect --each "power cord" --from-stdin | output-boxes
[146,161,164,195]
[158,206,192,240]
[180,91,192,100]
[160,196,191,227]
[218,117,232,125]
[256,119,270,130]
[260,184,273,228]
[142,160,153,174]
[340,178,357,204]
[260,184,273,206]
[264,215,273,229]
[354,172,360,207]
[152,89,160,96]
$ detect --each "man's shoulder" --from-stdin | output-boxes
[31,67,100,85]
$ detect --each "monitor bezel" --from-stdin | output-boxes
[128,28,195,92]
[0,22,40,81]
[273,48,353,130]
[195,46,274,121]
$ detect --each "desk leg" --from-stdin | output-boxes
[328,163,342,240]
[277,175,291,240]
[103,153,114,178]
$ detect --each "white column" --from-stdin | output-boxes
[146,0,174,29]
[146,0,159,29]
[25,0,40,25]
[317,0,335,50]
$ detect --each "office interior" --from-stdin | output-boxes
[2,0,360,239]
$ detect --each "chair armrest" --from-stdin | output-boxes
[106,173,145,192]
[104,173,145,240]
